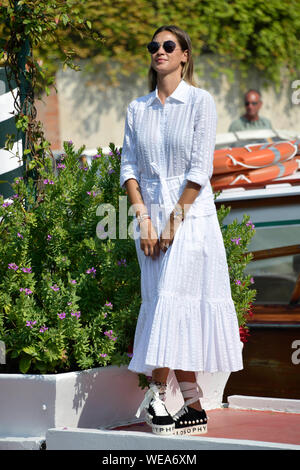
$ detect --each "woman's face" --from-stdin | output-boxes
[150,31,188,78]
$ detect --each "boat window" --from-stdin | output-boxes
[244,224,300,304]
[247,224,300,251]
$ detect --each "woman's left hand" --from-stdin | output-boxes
[159,216,182,252]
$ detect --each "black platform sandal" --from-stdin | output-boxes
[136,381,175,436]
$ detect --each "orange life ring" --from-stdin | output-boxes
[211,158,300,190]
[291,139,300,154]
[213,142,297,175]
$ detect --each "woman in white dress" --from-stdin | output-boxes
[120,25,243,436]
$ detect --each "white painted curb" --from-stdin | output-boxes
[0,436,44,450]
[45,427,300,451]
[228,395,300,414]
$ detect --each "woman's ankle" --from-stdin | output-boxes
[187,400,203,411]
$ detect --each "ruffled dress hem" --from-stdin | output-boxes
[128,293,244,376]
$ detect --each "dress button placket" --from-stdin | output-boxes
[160,103,164,210]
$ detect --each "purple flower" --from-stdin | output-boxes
[235,279,241,285]
[2,201,13,207]
[117,258,127,267]
[22,267,32,273]
[43,179,54,185]
[86,267,96,277]
[70,279,77,284]
[100,353,107,358]
[8,263,19,271]
[92,154,102,159]
[104,330,113,337]
[15,177,23,184]
[71,311,81,319]
[24,288,33,295]
[26,320,37,328]
[231,237,241,245]
[39,326,48,333]
[127,353,133,358]
[108,168,115,174]
[250,277,254,284]
[12,194,19,199]
[50,284,60,291]
[67,302,72,306]
[58,312,66,319]
[47,234,52,240]
[105,302,113,308]
[57,163,66,170]
[246,220,255,229]
[68,140,73,145]
[104,330,117,342]
[17,232,23,239]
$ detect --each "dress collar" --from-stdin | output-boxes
[147,79,190,106]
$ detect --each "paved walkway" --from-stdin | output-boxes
[112,407,300,446]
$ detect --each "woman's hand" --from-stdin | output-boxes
[140,219,160,260]
[159,215,182,253]
[159,180,202,252]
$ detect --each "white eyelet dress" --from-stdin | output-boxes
[120,80,243,376]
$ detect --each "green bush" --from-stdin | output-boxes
[217,203,257,341]
[0,142,139,374]
[0,141,256,375]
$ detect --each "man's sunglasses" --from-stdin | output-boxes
[245,101,259,106]
[147,40,177,54]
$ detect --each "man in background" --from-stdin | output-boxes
[229,89,273,132]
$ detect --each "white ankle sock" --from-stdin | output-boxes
[178,381,203,407]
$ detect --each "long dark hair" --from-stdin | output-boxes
[148,25,196,92]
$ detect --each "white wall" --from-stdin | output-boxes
[56,56,300,149]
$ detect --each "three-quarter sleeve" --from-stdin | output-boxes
[186,91,217,187]
[120,103,140,189]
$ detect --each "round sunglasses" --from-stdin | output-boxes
[147,40,177,54]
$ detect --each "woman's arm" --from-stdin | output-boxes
[160,91,217,251]
[125,178,160,259]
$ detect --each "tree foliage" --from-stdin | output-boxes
[2,0,298,87]
[0,0,103,193]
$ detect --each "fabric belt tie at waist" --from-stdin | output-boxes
[150,161,174,210]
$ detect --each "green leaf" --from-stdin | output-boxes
[86,20,92,29]
[28,160,37,170]
[22,346,38,356]
[19,356,31,374]
[61,14,69,26]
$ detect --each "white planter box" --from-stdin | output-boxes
[0,364,233,443]
[0,365,144,439]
